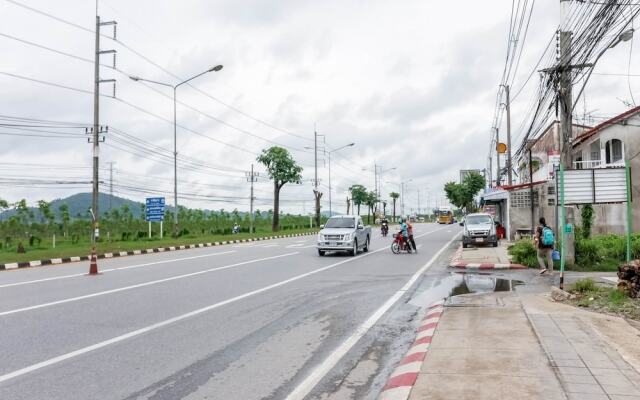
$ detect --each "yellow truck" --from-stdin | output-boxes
[437,207,453,224]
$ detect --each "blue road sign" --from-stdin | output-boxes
[145,197,165,221]
[146,197,165,207]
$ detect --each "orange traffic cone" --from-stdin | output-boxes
[89,246,99,275]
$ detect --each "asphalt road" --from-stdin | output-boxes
[0,223,461,400]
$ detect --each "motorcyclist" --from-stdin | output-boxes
[399,218,412,253]
[406,220,417,253]
[381,217,389,236]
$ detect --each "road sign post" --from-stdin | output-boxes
[145,197,166,238]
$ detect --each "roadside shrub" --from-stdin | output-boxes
[580,204,594,239]
[28,235,41,247]
[572,278,597,293]
[607,289,627,306]
[508,240,538,268]
[575,239,600,267]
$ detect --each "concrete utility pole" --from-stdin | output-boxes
[312,129,324,227]
[495,127,501,186]
[108,162,115,211]
[246,164,258,234]
[559,0,575,265]
[503,85,513,185]
[91,15,116,245]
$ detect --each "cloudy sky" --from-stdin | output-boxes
[1,0,638,215]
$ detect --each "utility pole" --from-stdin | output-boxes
[91,15,116,245]
[417,190,421,216]
[559,0,575,266]
[246,165,258,234]
[108,162,115,211]
[494,127,501,186]
[488,154,493,187]
[313,129,323,227]
[504,85,513,185]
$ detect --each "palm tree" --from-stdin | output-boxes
[389,192,400,222]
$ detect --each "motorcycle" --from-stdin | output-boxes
[391,231,412,254]
[381,223,389,237]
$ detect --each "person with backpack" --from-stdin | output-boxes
[534,217,555,274]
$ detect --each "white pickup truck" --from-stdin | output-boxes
[316,216,371,256]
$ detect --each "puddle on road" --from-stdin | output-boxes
[409,272,524,308]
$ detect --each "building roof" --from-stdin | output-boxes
[573,105,640,147]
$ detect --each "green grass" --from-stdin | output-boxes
[0,227,318,264]
[568,278,640,321]
[572,278,597,293]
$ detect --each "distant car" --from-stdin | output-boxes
[317,216,371,256]
[462,213,498,248]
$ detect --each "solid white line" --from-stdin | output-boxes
[285,232,461,400]
[0,252,296,316]
[0,251,237,289]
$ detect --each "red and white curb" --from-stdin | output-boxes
[378,300,445,400]
[448,245,526,270]
[450,261,526,270]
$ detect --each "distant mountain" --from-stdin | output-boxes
[0,193,146,221]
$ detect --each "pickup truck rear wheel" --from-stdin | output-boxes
[363,236,370,252]
[351,239,358,256]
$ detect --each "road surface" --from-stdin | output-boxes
[0,223,461,400]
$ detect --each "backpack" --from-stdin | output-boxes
[542,227,554,247]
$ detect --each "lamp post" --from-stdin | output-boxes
[129,65,223,235]
[327,143,355,216]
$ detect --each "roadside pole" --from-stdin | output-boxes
[560,164,566,290]
[626,160,633,263]
[246,164,258,234]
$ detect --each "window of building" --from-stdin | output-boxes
[548,198,556,206]
[590,141,600,161]
[605,139,623,164]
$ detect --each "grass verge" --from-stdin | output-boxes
[566,278,640,321]
[0,228,318,265]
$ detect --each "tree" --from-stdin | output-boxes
[0,198,9,222]
[444,171,486,212]
[389,192,400,221]
[349,185,368,216]
[365,191,378,224]
[58,203,70,237]
[37,200,54,231]
[257,146,303,231]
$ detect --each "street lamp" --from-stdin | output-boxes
[610,28,634,48]
[327,143,355,215]
[129,65,223,235]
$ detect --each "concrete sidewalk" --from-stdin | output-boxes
[408,291,566,399]
[450,240,526,269]
[404,288,640,400]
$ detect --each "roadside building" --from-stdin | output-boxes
[570,106,640,234]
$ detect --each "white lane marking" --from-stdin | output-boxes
[0,251,237,289]
[286,244,305,248]
[285,232,461,400]
[298,245,318,249]
[0,226,454,384]
[0,253,298,317]
[260,244,279,248]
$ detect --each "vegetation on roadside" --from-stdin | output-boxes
[0,227,319,264]
[566,278,640,321]
[443,171,485,213]
[508,233,640,272]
